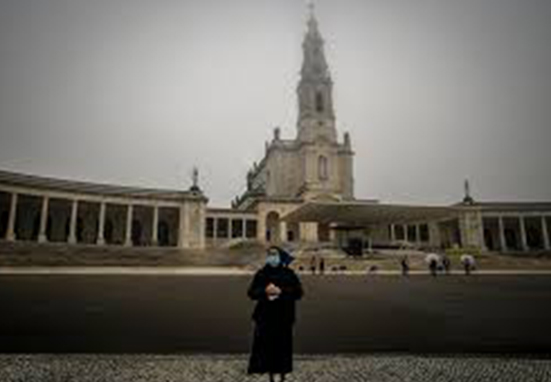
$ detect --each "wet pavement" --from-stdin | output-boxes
[1,274,551,354]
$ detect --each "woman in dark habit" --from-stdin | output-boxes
[247,246,303,382]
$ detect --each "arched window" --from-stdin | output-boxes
[318,155,328,180]
[315,91,324,113]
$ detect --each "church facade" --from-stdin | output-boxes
[238,11,355,204]
[228,9,355,247]
[0,9,550,255]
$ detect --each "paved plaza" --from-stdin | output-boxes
[2,274,551,354]
[2,274,551,381]
[1,354,551,382]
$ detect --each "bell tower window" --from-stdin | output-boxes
[318,155,328,180]
[315,91,324,113]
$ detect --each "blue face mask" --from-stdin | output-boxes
[266,254,281,267]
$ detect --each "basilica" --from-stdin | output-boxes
[0,9,550,255]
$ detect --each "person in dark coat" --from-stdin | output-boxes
[400,255,409,277]
[248,246,304,382]
[442,255,451,275]
[429,258,438,277]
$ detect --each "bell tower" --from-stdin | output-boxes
[234,3,354,209]
[297,3,337,143]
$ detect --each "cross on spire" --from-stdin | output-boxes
[308,0,315,18]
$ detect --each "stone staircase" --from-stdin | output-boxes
[0,240,265,267]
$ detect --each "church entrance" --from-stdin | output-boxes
[287,222,300,242]
[265,211,280,243]
[317,222,331,242]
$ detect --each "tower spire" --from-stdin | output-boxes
[296,2,337,143]
[308,1,314,15]
[307,1,316,22]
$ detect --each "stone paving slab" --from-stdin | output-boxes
[1,354,551,382]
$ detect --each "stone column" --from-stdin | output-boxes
[403,225,408,242]
[5,193,17,241]
[38,196,49,243]
[242,219,246,239]
[96,202,106,245]
[178,202,189,248]
[541,216,550,251]
[258,216,266,243]
[428,221,442,249]
[198,203,206,249]
[390,224,395,243]
[125,205,133,246]
[152,206,159,246]
[329,227,337,243]
[498,216,507,252]
[478,215,487,252]
[519,216,528,252]
[416,224,421,246]
[213,218,218,241]
[279,221,287,243]
[68,200,78,244]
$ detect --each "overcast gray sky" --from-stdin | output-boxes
[0,0,550,207]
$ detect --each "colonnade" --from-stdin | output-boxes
[1,191,181,247]
[388,215,551,252]
[491,215,550,252]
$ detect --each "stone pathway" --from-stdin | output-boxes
[2,266,551,275]
[1,354,550,382]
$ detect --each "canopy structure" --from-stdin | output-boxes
[281,200,463,226]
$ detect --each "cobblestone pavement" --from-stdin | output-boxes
[1,354,551,382]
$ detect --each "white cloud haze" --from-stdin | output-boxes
[0,0,550,206]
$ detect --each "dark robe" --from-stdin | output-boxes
[247,264,303,375]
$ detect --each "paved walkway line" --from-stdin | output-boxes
[2,267,551,276]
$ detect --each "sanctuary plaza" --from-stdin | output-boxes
[1,8,550,257]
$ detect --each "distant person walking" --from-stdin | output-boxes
[461,254,476,276]
[442,255,451,275]
[429,259,438,277]
[400,255,410,277]
[248,246,304,382]
[425,253,439,277]
[310,255,317,275]
[319,257,325,275]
